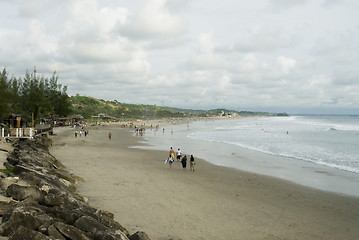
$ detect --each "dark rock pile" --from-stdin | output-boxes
[0,137,151,240]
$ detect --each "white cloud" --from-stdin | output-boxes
[277,56,296,75]
[29,20,58,55]
[182,33,222,71]
[322,0,345,7]
[240,54,262,72]
[118,0,187,40]
[198,33,214,54]
[232,25,298,53]
[268,0,309,9]
[165,0,190,12]
[1,0,359,114]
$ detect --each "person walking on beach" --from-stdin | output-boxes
[168,156,174,169]
[108,132,112,140]
[176,148,182,162]
[181,155,187,171]
[190,155,195,171]
[169,147,175,159]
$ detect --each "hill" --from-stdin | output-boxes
[70,95,185,120]
[70,95,287,121]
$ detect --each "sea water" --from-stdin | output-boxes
[188,115,359,174]
[134,115,359,197]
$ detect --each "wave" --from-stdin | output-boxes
[326,124,359,132]
[187,133,359,175]
[293,116,359,132]
[213,116,359,133]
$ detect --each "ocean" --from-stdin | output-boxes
[188,115,359,174]
[134,115,359,197]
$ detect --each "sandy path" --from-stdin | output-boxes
[49,125,359,240]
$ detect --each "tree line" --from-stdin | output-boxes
[0,68,71,124]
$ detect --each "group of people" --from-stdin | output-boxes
[167,147,195,171]
[74,129,89,137]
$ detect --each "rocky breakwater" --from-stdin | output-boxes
[0,137,151,240]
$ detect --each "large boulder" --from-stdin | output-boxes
[53,222,91,240]
[47,224,66,240]
[47,225,66,240]
[0,205,53,236]
[9,226,52,240]
[49,168,83,184]
[6,184,44,201]
[13,165,78,195]
[46,205,81,225]
[0,200,15,216]
[75,215,112,232]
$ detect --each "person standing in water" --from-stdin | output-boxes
[108,132,112,140]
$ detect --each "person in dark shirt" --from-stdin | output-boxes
[190,155,195,171]
[181,155,187,171]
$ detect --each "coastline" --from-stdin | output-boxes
[50,124,359,240]
[135,118,359,198]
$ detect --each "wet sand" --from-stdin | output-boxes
[49,125,359,240]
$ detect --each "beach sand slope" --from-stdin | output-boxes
[50,126,359,240]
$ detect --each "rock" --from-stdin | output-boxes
[129,231,151,240]
[75,215,111,233]
[47,205,81,225]
[115,230,131,240]
[3,161,14,169]
[54,221,91,240]
[0,206,47,236]
[0,177,22,190]
[96,209,115,220]
[0,200,14,216]
[41,192,66,206]
[6,184,44,201]
[47,224,67,240]
[34,136,53,148]
[96,230,130,240]
[49,168,83,184]
[6,155,19,165]
[53,159,65,169]
[9,226,52,240]
[14,166,78,194]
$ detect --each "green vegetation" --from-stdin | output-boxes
[70,95,186,120]
[0,68,71,123]
[0,166,15,174]
[70,96,285,121]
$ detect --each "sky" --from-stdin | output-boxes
[1,0,359,114]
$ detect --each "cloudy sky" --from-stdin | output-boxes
[1,0,359,114]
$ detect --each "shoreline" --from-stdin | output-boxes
[133,118,359,198]
[50,125,359,240]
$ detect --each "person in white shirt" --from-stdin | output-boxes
[176,148,181,162]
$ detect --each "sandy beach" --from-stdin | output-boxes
[49,124,359,240]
